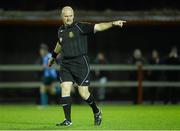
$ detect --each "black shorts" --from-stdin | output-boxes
[59,55,90,86]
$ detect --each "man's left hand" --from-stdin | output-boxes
[112,20,127,27]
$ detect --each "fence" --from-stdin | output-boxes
[0,64,180,104]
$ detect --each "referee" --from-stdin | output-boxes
[48,6,126,126]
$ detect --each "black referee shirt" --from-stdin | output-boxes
[58,22,95,58]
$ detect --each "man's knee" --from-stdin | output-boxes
[78,86,90,99]
[61,82,73,97]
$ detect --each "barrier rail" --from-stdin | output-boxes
[0,64,180,104]
[1,64,180,71]
[1,81,180,88]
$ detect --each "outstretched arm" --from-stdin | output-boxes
[48,41,61,67]
[94,20,126,33]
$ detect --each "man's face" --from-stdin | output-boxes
[152,50,158,59]
[39,48,47,57]
[61,9,74,26]
[133,49,142,59]
[97,53,105,60]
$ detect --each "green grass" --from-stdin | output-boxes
[0,104,179,130]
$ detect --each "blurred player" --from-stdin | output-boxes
[48,6,126,126]
[94,52,109,101]
[128,49,146,104]
[147,49,161,104]
[164,46,180,104]
[38,43,60,106]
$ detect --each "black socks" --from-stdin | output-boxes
[84,95,99,114]
[61,96,72,122]
[61,95,99,122]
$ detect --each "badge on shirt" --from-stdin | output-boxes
[69,31,74,38]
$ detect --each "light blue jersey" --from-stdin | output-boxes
[42,53,57,78]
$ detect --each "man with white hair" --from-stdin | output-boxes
[48,6,126,126]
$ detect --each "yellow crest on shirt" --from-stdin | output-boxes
[69,31,74,38]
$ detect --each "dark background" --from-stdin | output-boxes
[1,0,180,64]
[1,0,180,11]
[0,24,179,64]
[0,0,180,104]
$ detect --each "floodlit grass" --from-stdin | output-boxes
[0,104,179,130]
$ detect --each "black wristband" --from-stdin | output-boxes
[52,51,58,59]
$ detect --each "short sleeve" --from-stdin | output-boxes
[76,22,95,35]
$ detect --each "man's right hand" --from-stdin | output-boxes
[48,57,55,67]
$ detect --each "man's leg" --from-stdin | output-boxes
[78,86,102,126]
[56,81,73,126]
[40,85,48,106]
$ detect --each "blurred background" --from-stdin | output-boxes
[0,0,180,105]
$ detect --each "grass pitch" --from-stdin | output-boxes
[0,104,179,130]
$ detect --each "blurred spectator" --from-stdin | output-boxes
[164,46,180,104]
[128,49,146,67]
[128,49,146,104]
[147,49,162,104]
[36,43,60,106]
[94,52,109,101]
